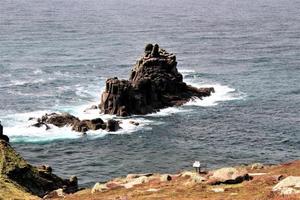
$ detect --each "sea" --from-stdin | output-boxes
[0,0,299,187]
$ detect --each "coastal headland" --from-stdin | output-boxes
[1,137,300,200]
[1,45,298,200]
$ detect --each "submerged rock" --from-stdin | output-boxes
[129,121,139,126]
[99,44,214,116]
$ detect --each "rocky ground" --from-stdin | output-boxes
[56,161,300,200]
[1,133,300,200]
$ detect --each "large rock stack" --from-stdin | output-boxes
[100,44,214,116]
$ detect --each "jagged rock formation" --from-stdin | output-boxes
[0,122,9,142]
[31,113,121,132]
[0,139,78,198]
[100,44,214,116]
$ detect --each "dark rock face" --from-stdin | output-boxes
[106,119,120,132]
[31,113,120,133]
[100,44,214,116]
[0,122,9,143]
[45,113,80,127]
[0,134,9,143]
[72,118,106,132]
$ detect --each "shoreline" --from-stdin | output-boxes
[1,139,299,200]
[60,160,300,200]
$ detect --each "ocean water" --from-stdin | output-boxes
[0,0,299,187]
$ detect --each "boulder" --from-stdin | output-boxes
[44,113,80,127]
[180,171,206,183]
[91,182,108,193]
[99,44,214,116]
[43,188,65,199]
[251,163,264,170]
[106,119,120,132]
[32,113,125,132]
[123,176,150,189]
[129,121,139,126]
[272,176,300,195]
[72,118,105,132]
[207,167,251,185]
[37,165,53,173]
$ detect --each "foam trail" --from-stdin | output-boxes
[2,69,244,143]
[147,107,193,117]
[185,83,243,107]
[3,104,153,143]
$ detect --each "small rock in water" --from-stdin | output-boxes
[129,121,139,126]
[106,119,121,132]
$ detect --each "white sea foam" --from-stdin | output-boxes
[3,69,244,143]
[3,104,153,143]
[8,77,57,87]
[33,69,43,75]
[179,69,195,74]
[185,83,243,107]
[146,107,192,117]
[6,125,82,143]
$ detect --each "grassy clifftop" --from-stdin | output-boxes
[0,140,77,199]
[0,140,39,199]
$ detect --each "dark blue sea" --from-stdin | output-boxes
[0,0,299,187]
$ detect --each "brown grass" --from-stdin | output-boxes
[60,160,300,200]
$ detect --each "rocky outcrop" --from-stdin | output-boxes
[0,140,78,198]
[99,44,214,116]
[272,176,300,195]
[106,119,120,132]
[31,113,121,132]
[72,118,106,132]
[207,167,251,185]
[0,122,9,143]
